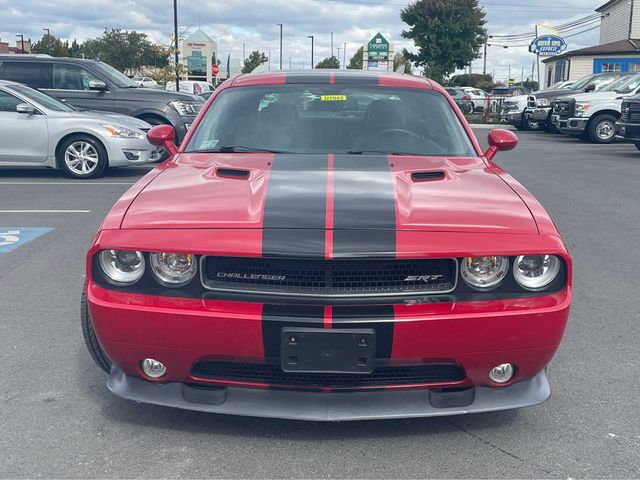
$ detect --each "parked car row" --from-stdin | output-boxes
[499,71,640,146]
[0,54,207,178]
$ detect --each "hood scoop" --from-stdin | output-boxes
[411,171,445,182]
[216,167,250,179]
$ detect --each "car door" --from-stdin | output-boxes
[44,63,115,112]
[0,89,48,164]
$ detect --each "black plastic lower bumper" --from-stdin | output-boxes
[107,367,551,421]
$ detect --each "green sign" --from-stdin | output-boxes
[368,33,389,61]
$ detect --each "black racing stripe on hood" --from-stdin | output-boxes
[262,154,328,257]
[332,305,395,362]
[262,304,325,363]
[332,155,396,257]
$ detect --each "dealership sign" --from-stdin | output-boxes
[368,33,390,61]
[529,35,567,56]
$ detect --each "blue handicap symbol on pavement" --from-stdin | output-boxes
[0,228,54,253]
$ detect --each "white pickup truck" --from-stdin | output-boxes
[551,73,640,143]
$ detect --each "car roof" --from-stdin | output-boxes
[0,55,98,65]
[229,69,438,91]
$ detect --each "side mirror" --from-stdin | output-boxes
[484,129,518,161]
[88,80,108,91]
[16,103,36,115]
[147,124,178,155]
[584,83,596,92]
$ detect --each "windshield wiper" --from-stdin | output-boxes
[190,145,293,154]
[347,149,425,156]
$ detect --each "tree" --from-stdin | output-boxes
[393,52,412,74]
[347,46,364,69]
[31,34,70,57]
[77,28,158,72]
[242,50,268,73]
[315,56,340,69]
[401,0,487,82]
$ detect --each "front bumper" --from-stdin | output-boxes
[615,121,640,142]
[103,136,161,167]
[500,111,522,125]
[556,117,588,134]
[108,366,551,421]
[530,107,551,123]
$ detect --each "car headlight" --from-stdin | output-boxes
[169,101,203,116]
[150,252,198,286]
[575,102,591,117]
[513,255,561,290]
[537,98,551,107]
[99,250,145,286]
[101,124,144,139]
[460,256,509,290]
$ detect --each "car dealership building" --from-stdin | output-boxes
[543,0,640,87]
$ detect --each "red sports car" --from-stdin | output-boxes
[83,70,571,421]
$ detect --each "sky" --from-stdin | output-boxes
[0,0,607,80]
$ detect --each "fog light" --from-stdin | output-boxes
[122,149,143,161]
[141,358,167,378]
[489,363,515,384]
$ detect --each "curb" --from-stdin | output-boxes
[469,124,515,130]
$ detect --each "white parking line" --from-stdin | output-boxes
[0,210,90,213]
[0,182,134,185]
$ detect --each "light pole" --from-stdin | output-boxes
[43,28,51,55]
[173,0,180,91]
[242,43,246,62]
[16,34,24,54]
[343,42,346,69]
[278,24,283,70]
[308,35,314,69]
[337,47,341,67]
[331,32,334,58]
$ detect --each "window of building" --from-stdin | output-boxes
[629,63,640,73]
[601,62,622,73]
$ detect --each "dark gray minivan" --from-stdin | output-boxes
[0,55,204,142]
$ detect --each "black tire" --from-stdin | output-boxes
[81,283,111,373]
[522,116,541,131]
[588,114,617,144]
[57,135,108,179]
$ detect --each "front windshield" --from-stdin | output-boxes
[186,85,476,157]
[571,74,596,90]
[612,74,640,94]
[601,75,633,92]
[92,62,139,88]
[11,84,76,111]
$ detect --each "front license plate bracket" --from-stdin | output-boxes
[280,327,376,374]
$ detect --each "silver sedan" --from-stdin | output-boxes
[0,80,161,179]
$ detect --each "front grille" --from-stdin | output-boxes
[192,361,466,388]
[554,99,575,119]
[527,95,537,108]
[202,256,457,297]
[620,101,640,122]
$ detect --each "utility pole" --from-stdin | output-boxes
[308,35,314,69]
[278,24,283,70]
[173,0,180,91]
[331,32,334,58]
[289,57,292,70]
[337,47,341,67]
[343,42,346,69]
[268,51,271,71]
[243,43,246,62]
[483,40,488,75]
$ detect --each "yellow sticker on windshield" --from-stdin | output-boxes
[321,95,347,101]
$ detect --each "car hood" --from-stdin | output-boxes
[67,110,151,129]
[567,91,622,102]
[121,154,538,234]
[533,88,580,100]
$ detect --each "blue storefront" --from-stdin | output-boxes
[593,57,640,74]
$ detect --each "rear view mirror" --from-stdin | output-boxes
[147,124,178,155]
[484,129,518,161]
[16,103,36,115]
[88,80,108,91]
[584,83,596,92]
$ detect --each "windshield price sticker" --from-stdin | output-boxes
[321,95,347,102]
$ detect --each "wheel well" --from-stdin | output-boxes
[136,113,170,125]
[55,133,108,169]
[586,110,620,128]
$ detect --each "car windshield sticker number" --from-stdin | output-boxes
[321,95,347,101]
[200,139,219,149]
[0,228,54,253]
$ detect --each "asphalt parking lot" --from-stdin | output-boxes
[1,130,639,479]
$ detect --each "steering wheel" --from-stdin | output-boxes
[376,128,421,141]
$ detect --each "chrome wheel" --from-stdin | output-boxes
[595,120,615,141]
[64,141,99,176]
